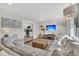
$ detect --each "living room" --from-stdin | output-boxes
[0,3,69,41]
[0,3,79,56]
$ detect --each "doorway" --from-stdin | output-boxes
[23,21,33,39]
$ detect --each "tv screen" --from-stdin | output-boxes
[46,25,56,31]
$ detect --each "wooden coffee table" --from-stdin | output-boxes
[32,39,48,49]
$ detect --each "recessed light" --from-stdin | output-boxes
[40,11,43,13]
[8,3,12,5]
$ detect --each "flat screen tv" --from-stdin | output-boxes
[46,25,56,31]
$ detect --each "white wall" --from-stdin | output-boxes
[40,20,58,35]
[0,8,23,39]
[33,22,40,38]
[0,8,39,39]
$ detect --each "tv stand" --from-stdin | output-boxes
[43,34,56,40]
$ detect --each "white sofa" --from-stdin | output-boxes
[3,34,79,56]
[0,44,20,56]
[2,34,48,56]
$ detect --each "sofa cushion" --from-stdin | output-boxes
[0,50,11,56]
[4,38,16,48]
[59,39,73,56]
[10,46,33,56]
[0,44,20,56]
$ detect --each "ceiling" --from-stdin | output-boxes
[0,3,70,22]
